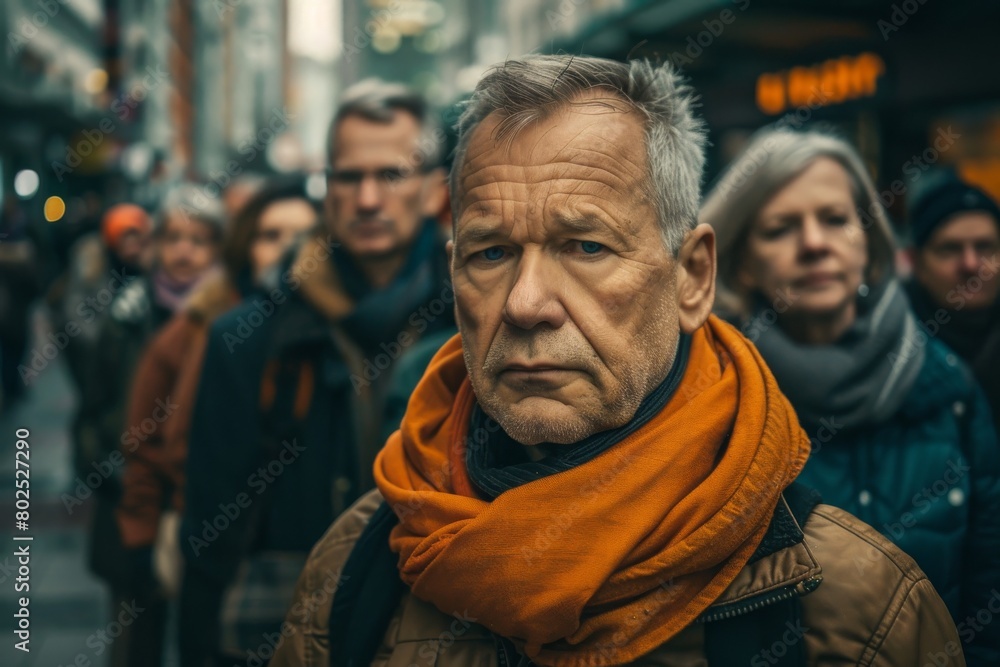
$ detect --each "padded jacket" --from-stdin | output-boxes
[794,338,1000,664]
[270,489,966,667]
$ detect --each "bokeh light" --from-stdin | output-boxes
[13,169,40,199]
[44,196,66,222]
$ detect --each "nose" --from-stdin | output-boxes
[799,217,831,257]
[356,174,383,213]
[502,251,568,331]
[960,245,980,274]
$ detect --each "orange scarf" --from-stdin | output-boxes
[374,315,810,666]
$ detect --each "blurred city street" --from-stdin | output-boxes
[1,0,999,665]
[0,306,105,666]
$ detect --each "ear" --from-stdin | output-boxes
[676,223,717,334]
[446,238,454,270]
[420,167,449,219]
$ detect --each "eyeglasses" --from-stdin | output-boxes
[325,166,423,192]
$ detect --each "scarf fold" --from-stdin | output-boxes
[345,219,443,347]
[751,278,925,434]
[290,219,445,347]
[374,316,810,667]
[152,266,214,313]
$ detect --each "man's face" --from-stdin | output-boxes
[115,227,151,269]
[325,112,441,261]
[452,96,682,446]
[157,214,218,284]
[913,211,1000,310]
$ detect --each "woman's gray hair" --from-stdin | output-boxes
[700,128,896,317]
[450,55,707,254]
[155,182,226,240]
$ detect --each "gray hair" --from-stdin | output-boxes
[450,55,707,253]
[700,128,896,317]
[156,183,226,239]
[328,78,443,170]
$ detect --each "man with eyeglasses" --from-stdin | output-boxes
[906,179,1000,428]
[179,80,453,667]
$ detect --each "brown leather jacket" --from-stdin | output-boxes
[271,490,964,667]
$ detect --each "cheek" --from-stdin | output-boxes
[568,263,668,345]
[251,244,272,268]
[193,246,214,267]
[454,287,498,362]
[941,260,963,280]
[454,279,492,334]
[391,192,425,225]
[158,243,174,263]
[847,237,869,272]
[330,196,352,222]
[744,244,785,291]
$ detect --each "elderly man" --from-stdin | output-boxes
[270,56,962,666]
[179,81,453,667]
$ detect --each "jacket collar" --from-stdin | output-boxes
[707,488,823,612]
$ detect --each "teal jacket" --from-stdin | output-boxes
[795,337,1000,664]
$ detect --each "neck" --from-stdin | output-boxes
[524,444,550,462]
[357,252,406,289]
[778,302,857,345]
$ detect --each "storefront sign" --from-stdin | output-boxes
[756,52,885,115]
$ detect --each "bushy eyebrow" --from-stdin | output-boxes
[456,213,631,248]
[555,214,631,246]
[455,221,506,247]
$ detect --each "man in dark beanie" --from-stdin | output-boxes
[906,178,1000,426]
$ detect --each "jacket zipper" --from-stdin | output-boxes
[696,575,823,623]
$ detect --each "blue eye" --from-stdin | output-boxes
[580,241,604,254]
[482,246,505,261]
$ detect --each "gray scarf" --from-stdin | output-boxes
[752,279,925,433]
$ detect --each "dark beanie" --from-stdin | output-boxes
[909,180,1000,248]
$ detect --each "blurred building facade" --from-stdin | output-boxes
[3,0,999,245]
[0,0,339,251]
[337,0,1000,234]
[535,0,1000,224]
[1,0,107,244]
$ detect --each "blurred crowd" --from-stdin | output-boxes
[0,61,998,667]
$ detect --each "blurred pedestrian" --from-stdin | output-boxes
[179,81,452,667]
[223,172,268,223]
[0,198,40,411]
[906,179,1000,428]
[271,55,962,667]
[114,178,318,667]
[76,183,224,667]
[703,128,1000,664]
[48,202,152,394]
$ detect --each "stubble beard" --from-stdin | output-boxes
[463,323,676,446]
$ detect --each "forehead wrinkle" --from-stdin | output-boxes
[546,198,643,247]
[460,107,643,185]
[461,162,634,201]
[543,120,646,177]
[461,177,626,225]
